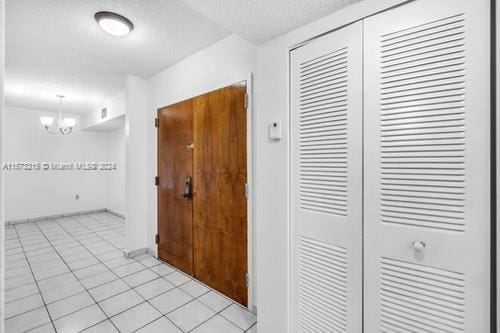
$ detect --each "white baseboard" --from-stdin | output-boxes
[123,247,156,258]
[5,208,110,225]
[104,209,125,219]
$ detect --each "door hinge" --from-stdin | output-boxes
[155,118,159,128]
[155,176,159,186]
[155,234,159,244]
[244,183,249,198]
[245,273,249,288]
[244,94,249,109]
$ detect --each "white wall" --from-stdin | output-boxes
[107,127,125,216]
[255,1,409,331]
[145,34,256,250]
[4,106,125,221]
[80,92,125,129]
[0,0,5,328]
[124,75,149,252]
[143,33,257,299]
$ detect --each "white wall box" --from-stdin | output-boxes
[290,0,493,331]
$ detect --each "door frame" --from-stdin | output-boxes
[287,0,499,331]
[155,73,255,311]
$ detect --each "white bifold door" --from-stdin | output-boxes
[291,22,363,332]
[290,0,492,331]
[364,0,491,332]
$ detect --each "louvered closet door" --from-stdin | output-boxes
[291,22,363,333]
[364,0,491,331]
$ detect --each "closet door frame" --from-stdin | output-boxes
[155,73,256,311]
[287,0,498,330]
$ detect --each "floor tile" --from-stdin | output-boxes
[198,291,233,312]
[192,315,243,333]
[149,288,193,314]
[134,278,175,300]
[26,323,56,333]
[247,324,258,333]
[81,320,119,333]
[89,279,131,302]
[149,264,175,276]
[5,265,32,279]
[47,291,95,320]
[180,280,210,298]
[220,304,257,331]
[4,213,255,333]
[135,317,182,333]
[32,264,69,280]
[5,293,44,319]
[53,304,106,333]
[138,257,162,268]
[99,289,144,317]
[167,300,216,332]
[5,273,35,290]
[103,256,134,268]
[122,269,159,287]
[37,272,77,291]
[5,306,51,333]
[112,262,146,277]
[110,302,162,333]
[96,250,123,262]
[164,271,191,286]
[41,280,85,304]
[5,283,39,303]
[67,256,100,270]
[74,263,110,280]
[81,270,118,289]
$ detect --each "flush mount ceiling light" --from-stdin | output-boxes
[95,11,134,37]
[40,95,76,135]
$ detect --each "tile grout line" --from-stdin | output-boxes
[82,213,255,332]
[32,218,122,333]
[67,215,188,333]
[11,224,58,332]
[80,214,247,332]
[6,213,256,333]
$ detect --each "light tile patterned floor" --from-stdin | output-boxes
[4,212,257,333]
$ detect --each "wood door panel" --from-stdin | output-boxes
[157,100,194,275]
[193,83,248,305]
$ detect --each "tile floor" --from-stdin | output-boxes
[4,212,257,333]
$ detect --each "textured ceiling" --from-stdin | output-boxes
[181,0,363,44]
[6,0,362,114]
[5,0,230,114]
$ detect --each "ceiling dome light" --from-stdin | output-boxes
[95,11,134,37]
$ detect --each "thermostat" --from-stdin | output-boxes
[269,121,282,141]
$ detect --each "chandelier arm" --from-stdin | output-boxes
[44,125,61,135]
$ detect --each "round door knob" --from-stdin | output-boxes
[412,241,426,251]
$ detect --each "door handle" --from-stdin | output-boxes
[181,176,192,200]
[412,241,426,251]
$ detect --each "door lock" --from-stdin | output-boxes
[181,176,192,200]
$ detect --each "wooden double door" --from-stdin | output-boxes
[157,82,248,306]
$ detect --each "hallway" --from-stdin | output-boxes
[4,213,256,333]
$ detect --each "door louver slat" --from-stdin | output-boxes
[299,47,349,217]
[379,14,466,232]
[299,236,348,332]
[380,258,465,332]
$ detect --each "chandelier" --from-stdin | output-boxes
[40,95,76,135]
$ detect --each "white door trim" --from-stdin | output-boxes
[154,73,255,311]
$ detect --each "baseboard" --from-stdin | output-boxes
[104,209,125,219]
[123,247,156,258]
[5,208,109,225]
